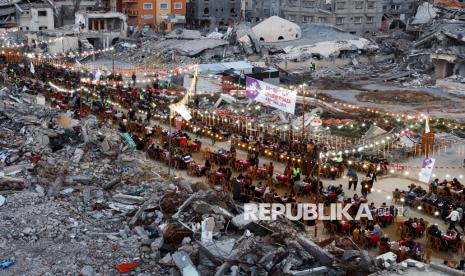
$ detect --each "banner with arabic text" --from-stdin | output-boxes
[246,77,296,114]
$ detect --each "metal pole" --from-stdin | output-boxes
[315,147,321,237]
[302,87,305,141]
[168,112,172,176]
[194,73,198,107]
[112,49,115,76]
[289,117,293,150]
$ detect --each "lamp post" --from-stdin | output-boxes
[168,105,173,176]
[300,83,307,141]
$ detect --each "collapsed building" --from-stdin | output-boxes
[415,21,465,78]
[0,0,20,28]
[17,3,54,31]
[109,16,379,72]
[75,11,128,48]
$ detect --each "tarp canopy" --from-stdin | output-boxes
[363,125,387,140]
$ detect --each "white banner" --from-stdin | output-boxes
[246,77,296,114]
[419,158,435,183]
[173,105,192,121]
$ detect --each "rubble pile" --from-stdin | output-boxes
[0,88,384,275]
[108,21,380,68]
[111,27,254,66]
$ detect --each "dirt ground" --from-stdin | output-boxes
[320,80,465,121]
[356,90,447,105]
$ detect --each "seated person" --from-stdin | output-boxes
[389,205,398,217]
[225,168,232,181]
[415,218,426,235]
[262,185,271,198]
[326,184,335,193]
[204,159,212,169]
[182,155,193,164]
[366,220,375,231]
[373,224,383,237]
[427,224,442,238]
[335,184,344,196]
[379,235,390,254]
[427,192,438,203]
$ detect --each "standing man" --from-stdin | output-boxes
[367,169,377,189]
[128,108,136,122]
[99,89,105,104]
[292,165,301,182]
[347,168,358,191]
[145,110,151,126]
[131,72,137,87]
[447,207,460,232]
[268,162,274,178]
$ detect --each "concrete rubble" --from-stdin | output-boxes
[371,258,465,276]
[108,18,378,67]
[0,87,384,275]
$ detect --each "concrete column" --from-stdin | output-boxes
[433,59,447,80]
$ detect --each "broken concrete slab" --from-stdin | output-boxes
[297,237,335,267]
[72,175,93,185]
[72,148,84,163]
[201,217,214,243]
[151,237,164,252]
[134,226,149,240]
[103,177,121,190]
[80,265,96,276]
[288,266,329,276]
[172,251,200,276]
[376,252,397,264]
[112,194,145,205]
[172,194,197,219]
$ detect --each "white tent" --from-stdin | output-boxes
[363,125,387,140]
[252,16,302,43]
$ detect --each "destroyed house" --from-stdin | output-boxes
[414,21,465,80]
[75,11,128,48]
[186,0,241,29]
[0,0,20,28]
[18,3,54,31]
[382,0,419,29]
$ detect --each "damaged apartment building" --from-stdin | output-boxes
[414,20,465,91]
[0,0,55,30]
[250,0,383,35]
[382,0,419,30]
[186,0,241,29]
[74,11,128,48]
